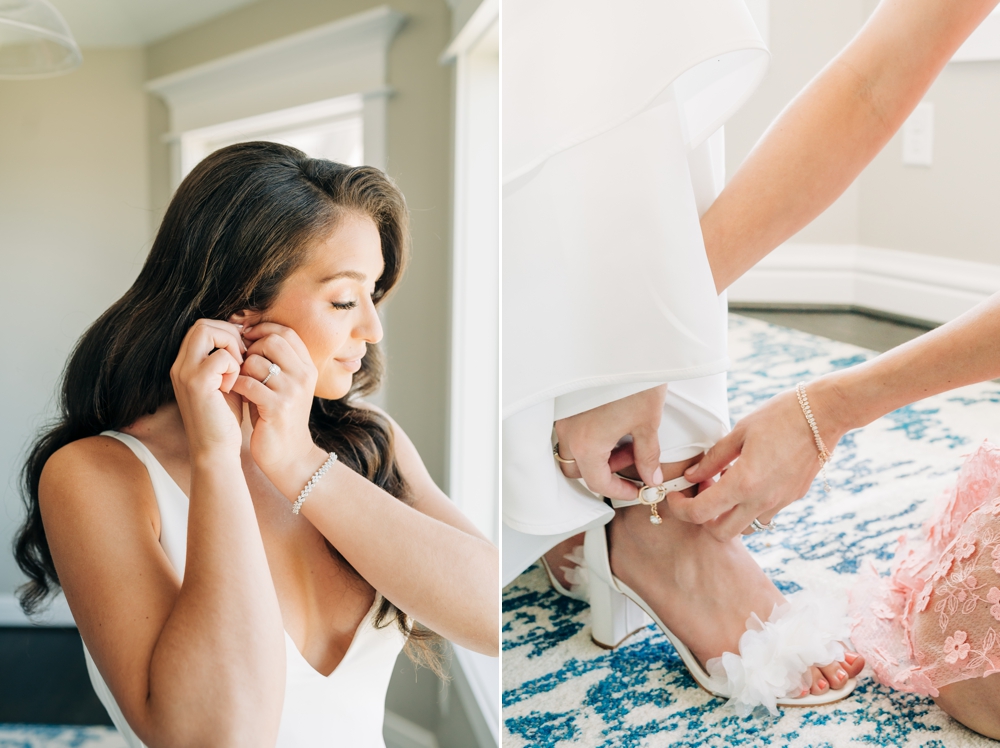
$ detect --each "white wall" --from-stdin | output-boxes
[0,49,152,595]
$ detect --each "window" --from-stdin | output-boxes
[178,94,365,181]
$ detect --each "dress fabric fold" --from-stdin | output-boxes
[502,0,769,586]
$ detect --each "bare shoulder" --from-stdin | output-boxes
[40,435,157,529]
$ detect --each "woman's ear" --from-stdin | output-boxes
[228,310,262,327]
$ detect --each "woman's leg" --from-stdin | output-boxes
[608,455,864,693]
[934,676,1000,740]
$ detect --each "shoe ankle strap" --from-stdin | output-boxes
[609,475,695,509]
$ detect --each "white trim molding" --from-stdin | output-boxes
[0,592,75,627]
[452,646,499,747]
[443,1,499,544]
[729,243,1000,324]
[146,6,405,186]
[383,710,440,748]
[441,4,499,744]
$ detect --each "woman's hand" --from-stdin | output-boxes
[232,322,320,482]
[554,386,667,500]
[668,381,849,541]
[170,319,246,458]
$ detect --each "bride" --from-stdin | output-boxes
[14,142,498,747]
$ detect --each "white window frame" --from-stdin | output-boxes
[145,5,404,189]
[441,1,499,746]
[177,94,366,183]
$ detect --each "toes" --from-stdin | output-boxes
[819,661,849,690]
[842,650,865,676]
[809,665,828,695]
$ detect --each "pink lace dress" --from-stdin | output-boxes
[850,441,1000,696]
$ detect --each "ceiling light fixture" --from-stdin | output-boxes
[0,0,81,79]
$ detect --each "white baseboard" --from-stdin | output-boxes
[383,710,440,748]
[729,243,1000,325]
[0,592,75,627]
[452,646,499,747]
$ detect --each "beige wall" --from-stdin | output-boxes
[146,0,455,488]
[0,49,151,593]
[726,0,1000,265]
[726,0,865,245]
[0,1,454,597]
[860,59,1000,264]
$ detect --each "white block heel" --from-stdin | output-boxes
[587,558,652,648]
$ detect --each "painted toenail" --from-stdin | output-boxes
[837,669,847,679]
[818,680,828,690]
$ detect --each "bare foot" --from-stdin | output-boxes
[609,458,865,695]
[542,534,586,591]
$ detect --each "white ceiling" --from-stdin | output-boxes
[49,0,264,47]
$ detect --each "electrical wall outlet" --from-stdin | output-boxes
[902,101,934,167]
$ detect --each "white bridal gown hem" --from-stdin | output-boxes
[502,0,769,588]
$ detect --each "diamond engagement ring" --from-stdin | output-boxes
[261,362,280,386]
[750,518,776,533]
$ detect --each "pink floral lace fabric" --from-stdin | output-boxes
[850,441,1000,697]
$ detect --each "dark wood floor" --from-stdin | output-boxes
[733,307,933,353]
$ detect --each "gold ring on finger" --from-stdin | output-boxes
[552,445,576,464]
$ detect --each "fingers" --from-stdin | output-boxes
[242,322,312,363]
[231,373,278,408]
[607,442,635,475]
[576,451,640,501]
[631,428,664,488]
[554,443,582,480]
[208,347,242,393]
[704,502,760,542]
[180,320,245,365]
[242,353,282,388]
[668,469,740,526]
[684,428,743,484]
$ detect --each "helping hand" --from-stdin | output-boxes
[668,384,846,541]
[554,386,667,500]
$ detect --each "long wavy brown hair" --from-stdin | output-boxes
[14,141,442,671]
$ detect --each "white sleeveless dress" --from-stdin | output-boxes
[82,430,405,747]
[502,0,770,584]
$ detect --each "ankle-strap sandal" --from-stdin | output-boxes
[584,523,857,716]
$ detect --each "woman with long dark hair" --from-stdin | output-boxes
[14,141,498,747]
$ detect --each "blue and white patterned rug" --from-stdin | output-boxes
[0,725,125,747]
[502,314,1000,747]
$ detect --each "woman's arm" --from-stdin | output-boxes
[234,323,499,657]
[673,294,1000,540]
[703,0,998,293]
[42,320,286,748]
[270,435,499,657]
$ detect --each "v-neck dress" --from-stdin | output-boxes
[81,430,405,747]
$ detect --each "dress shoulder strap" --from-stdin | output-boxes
[99,430,189,577]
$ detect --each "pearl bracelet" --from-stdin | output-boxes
[291,452,339,515]
[795,382,832,493]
